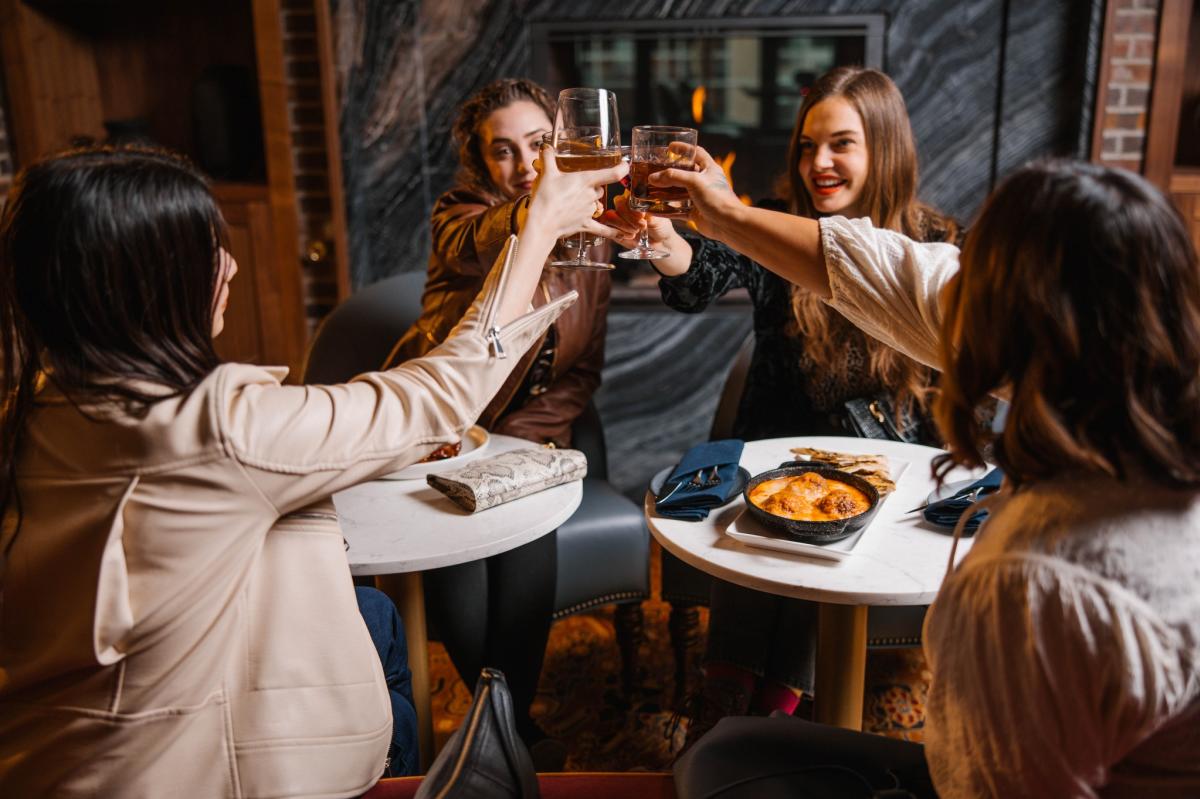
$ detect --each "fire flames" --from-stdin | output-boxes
[691,85,752,211]
[691,85,707,125]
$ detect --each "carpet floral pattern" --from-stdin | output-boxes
[429,598,930,770]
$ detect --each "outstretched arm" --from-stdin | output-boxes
[650,146,829,298]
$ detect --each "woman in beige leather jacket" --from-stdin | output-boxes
[0,145,625,798]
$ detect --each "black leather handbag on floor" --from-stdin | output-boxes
[414,668,539,799]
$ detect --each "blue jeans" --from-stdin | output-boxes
[355,586,419,777]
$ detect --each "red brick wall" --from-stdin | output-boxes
[1095,0,1162,172]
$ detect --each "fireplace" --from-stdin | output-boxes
[531,16,884,207]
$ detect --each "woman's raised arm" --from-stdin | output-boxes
[650,146,829,298]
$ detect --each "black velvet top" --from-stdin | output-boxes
[658,221,958,443]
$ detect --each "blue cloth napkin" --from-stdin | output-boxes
[923,467,1004,533]
[655,439,744,522]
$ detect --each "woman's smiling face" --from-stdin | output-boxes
[479,100,552,200]
[797,96,869,219]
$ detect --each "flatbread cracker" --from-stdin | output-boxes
[790,447,895,495]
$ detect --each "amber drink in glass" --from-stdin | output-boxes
[547,88,622,270]
[619,125,697,260]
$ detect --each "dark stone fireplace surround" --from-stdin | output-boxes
[333,0,1102,499]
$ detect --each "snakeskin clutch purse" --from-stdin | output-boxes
[427,447,587,513]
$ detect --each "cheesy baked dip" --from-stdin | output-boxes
[749,471,871,522]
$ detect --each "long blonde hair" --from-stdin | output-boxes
[787,67,956,412]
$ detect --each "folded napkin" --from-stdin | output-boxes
[655,439,744,521]
[923,467,1004,533]
[428,447,587,513]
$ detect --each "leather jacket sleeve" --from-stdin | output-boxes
[493,274,609,448]
[219,236,574,515]
[431,190,530,278]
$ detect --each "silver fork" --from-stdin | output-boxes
[659,467,722,504]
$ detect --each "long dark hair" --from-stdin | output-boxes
[452,77,555,199]
[936,160,1200,488]
[786,67,955,413]
[1,145,226,525]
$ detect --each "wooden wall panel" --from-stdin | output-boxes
[1145,0,1193,187]
[251,0,309,375]
[1170,171,1200,256]
[213,184,282,367]
[0,0,105,164]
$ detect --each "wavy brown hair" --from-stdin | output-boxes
[935,160,1200,489]
[787,67,956,412]
[452,77,554,199]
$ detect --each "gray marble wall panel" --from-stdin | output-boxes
[596,310,753,500]
[334,0,1099,286]
[995,0,1105,181]
[331,0,1098,496]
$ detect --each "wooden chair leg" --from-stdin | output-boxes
[613,601,645,696]
[668,602,703,709]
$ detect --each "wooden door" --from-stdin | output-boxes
[1170,172,1200,256]
[213,184,282,366]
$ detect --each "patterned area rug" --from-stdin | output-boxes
[429,597,930,769]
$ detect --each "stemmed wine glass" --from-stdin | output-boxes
[546,88,622,270]
[618,125,698,261]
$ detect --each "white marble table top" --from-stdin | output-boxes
[645,436,982,606]
[335,434,582,576]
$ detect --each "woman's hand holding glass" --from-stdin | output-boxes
[601,196,693,276]
[646,145,746,244]
[525,141,626,244]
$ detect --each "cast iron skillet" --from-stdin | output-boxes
[742,462,881,544]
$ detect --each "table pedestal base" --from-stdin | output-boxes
[377,572,433,773]
[814,603,868,730]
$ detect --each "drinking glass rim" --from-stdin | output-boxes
[632,125,698,136]
[557,87,615,102]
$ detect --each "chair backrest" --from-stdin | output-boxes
[302,271,427,384]
[571,401,608,480]
[709,332,755,440]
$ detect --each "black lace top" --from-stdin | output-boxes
[658,222,957,442]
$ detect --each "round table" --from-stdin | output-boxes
[644,436,980,730]
[335,434,583,769]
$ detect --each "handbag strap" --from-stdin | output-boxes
[483,668,540,798]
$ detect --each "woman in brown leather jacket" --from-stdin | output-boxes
[386,78,611,764]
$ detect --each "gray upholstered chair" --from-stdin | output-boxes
[303,272,650,693]
[661,332,927,706]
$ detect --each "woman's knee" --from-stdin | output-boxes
[355,586,409,656]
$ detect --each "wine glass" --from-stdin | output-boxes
[619,125,698,261]
[547,88,622,270]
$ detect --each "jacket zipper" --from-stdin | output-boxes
[482,235,578,363]
[483,236,518,359]
[479,279,559,428]
[281,511,339,523]
[433,680,492,799]
[480,331,544,430]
